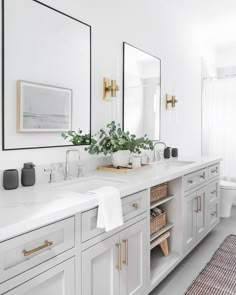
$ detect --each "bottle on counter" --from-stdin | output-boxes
[172,148,178,158]
[3,169,19,190]
[164,147,171,159]
[21,162,36,187]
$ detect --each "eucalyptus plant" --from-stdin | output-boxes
[61,130,91,145]
[85,121,153,155]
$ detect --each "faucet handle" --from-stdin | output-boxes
[44,168,56,183]
[77,163,85,177]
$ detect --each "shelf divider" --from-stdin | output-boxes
[150,195,175,209]
[150,222,174,242]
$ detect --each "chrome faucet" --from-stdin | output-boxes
[44,168,56,183]
[153,141,167,162]
[65,149,81,180]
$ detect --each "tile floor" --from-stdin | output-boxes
[151,207,236,295]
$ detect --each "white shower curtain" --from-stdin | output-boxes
[202,77,236,180]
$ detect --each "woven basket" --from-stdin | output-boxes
[150,211,167,235]
[150,183,168,204]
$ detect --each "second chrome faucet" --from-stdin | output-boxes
[65,149,83,180]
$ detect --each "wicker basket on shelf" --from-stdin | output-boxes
[150,211,167,235]
[150,183,168,203]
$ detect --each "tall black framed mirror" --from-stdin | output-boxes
[123,42,161,140]
[2,0,91,150]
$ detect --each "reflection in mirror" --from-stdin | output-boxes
[123,43,161,140]
[2,0,91,150]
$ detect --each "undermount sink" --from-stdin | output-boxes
[152,160,194,168]
[165,160,194,167]
[56,176,126,194]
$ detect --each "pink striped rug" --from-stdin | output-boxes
[185,235,236,295]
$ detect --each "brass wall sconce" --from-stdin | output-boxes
[103,77,119,100]
[166,94,178,109]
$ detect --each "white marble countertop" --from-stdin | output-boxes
[0,157,221,242]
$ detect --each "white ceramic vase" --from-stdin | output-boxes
[111,150,130,168]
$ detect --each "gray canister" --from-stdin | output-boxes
[21,162,36,186]
[3,169,19,190]
[164,147,171,159]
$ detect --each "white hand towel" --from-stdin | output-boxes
[89,186,123,232]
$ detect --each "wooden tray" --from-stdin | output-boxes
[97,164,150,173]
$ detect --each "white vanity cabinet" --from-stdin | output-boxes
[0,218,76,295]
[183,186,208,252]
[195,186,208,240]
[206,180,220,230]
[3,258,75,295]
[0,217,75,283]
[119,220,148,295]
[81,190,147,243]
[0,160,221,295]
[207,202,220,229]
[206,166,220,231]
[183,191,198,250]
[81,218,148,295]
[81,234,120,295]
[183,164,220,254]
[183,168,207,192]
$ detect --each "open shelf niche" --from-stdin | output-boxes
[149,177,183,289]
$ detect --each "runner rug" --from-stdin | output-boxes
[185,235,236,295]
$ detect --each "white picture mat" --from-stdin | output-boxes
[18,81,72,132]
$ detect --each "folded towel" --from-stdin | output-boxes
[89,186,123,232]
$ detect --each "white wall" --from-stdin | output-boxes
[215,44,236,68]
[0,0,206,169]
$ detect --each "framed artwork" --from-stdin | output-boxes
[17,81,72,133]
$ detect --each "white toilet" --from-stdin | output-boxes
[220,180,236,217]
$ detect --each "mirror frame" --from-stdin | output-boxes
[1,0,92,150]
[122,42,161,140]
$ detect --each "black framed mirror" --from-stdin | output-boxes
[2,0,91,150]
[123,42,161,140]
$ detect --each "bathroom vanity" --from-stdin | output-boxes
[0,158,220,295]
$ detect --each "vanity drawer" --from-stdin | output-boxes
[208,180,220,206]
[207,202,220,230]
[209,163,220,180]
[81,190,148,242]
[183,168,208,192]
[122,190,148,222]
[0,217,75,283]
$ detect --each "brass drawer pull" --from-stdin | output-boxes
[116,243,122,271]
[22,240,53,257]
[122,239,128,266]
[211,211,217,216]
[132,203,139,209]
[211,168,218,174]
[188,179,193,184]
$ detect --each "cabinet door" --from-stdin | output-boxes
[4,258,75,295]
[120,219,148,295]
[207,202,220,230]
[81,234,120,295]
[196,187,207,240]
[183,192,197,252]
